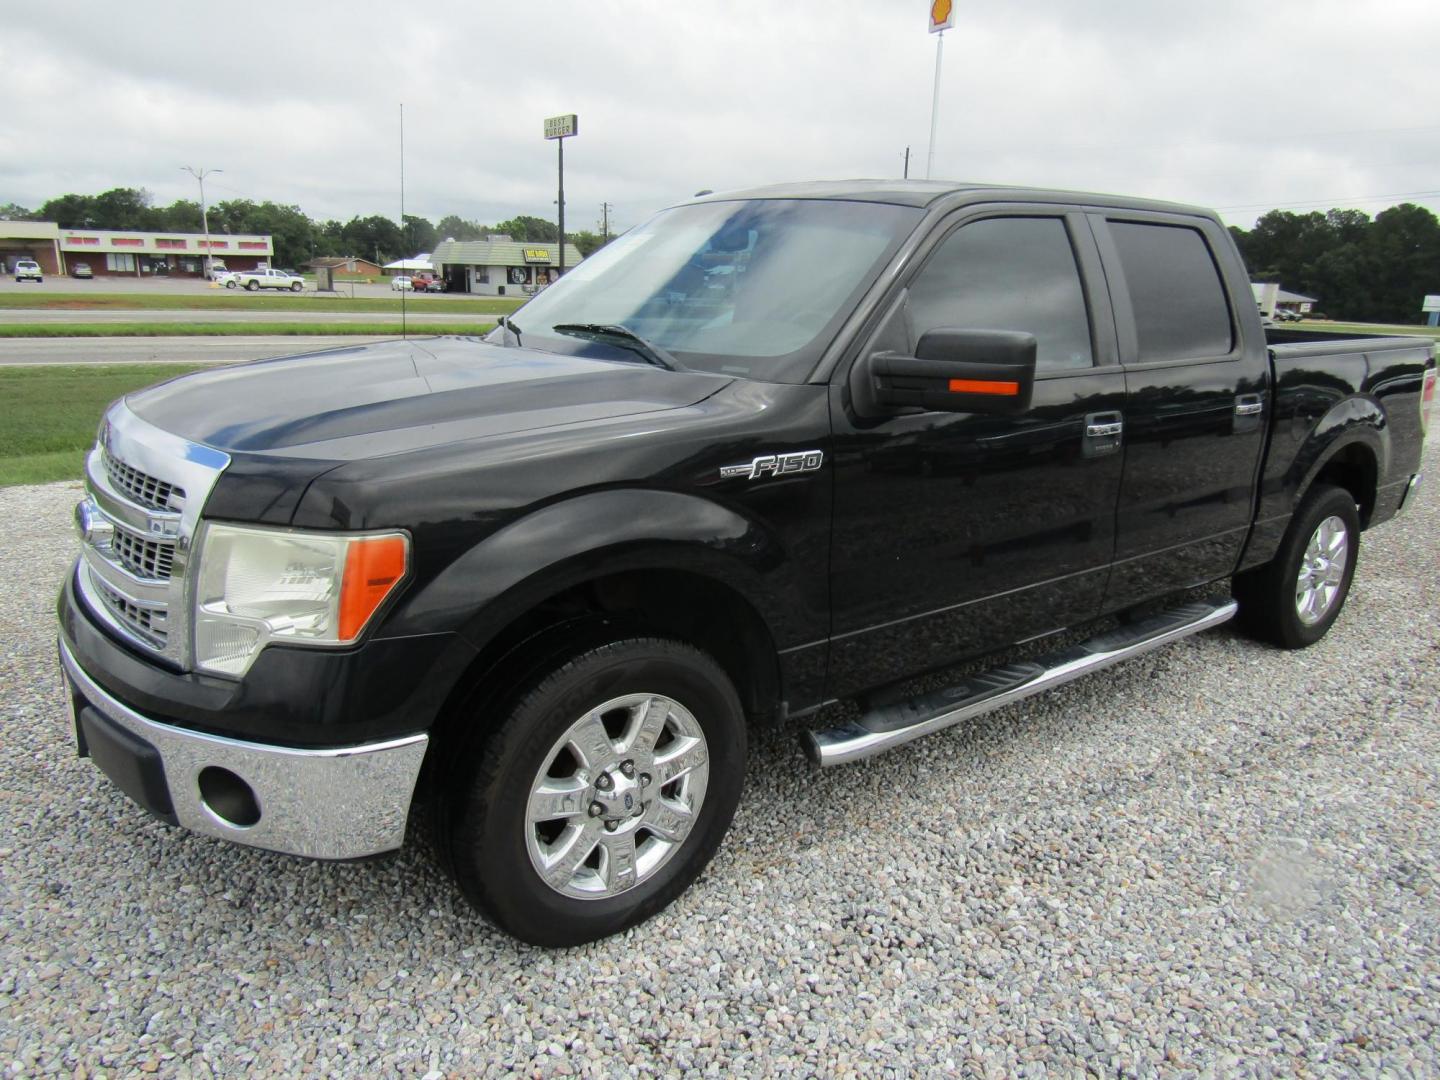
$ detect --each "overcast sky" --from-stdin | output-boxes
[3,1,1438,236]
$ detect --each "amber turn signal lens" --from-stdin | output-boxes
[338,535,408,640]
[948,378,1019,396]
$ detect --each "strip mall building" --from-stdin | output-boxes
[1,221,274,277]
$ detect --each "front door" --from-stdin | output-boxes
[827,209,1127,699]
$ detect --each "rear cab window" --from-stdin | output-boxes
[1105,220,1234,362]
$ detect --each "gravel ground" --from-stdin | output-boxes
[2,442,1437,1078]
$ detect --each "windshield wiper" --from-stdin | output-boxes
[550,323,682,370]
[496,315,522,345]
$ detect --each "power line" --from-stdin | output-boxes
[1002,123,1440,160]
[1214,188,1440,212]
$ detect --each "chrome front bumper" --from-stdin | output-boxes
[59,639,428,860]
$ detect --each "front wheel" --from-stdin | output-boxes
[436,638,746,946]
[290,281,302,292]
[1233,483,1360,648]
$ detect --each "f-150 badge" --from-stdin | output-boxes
[719,450,824,480]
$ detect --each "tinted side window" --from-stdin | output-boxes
[1108,221,1233,361]
[907,216,1093,371]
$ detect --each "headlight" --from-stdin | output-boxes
[193,523,408,676]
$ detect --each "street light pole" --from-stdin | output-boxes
[181,166,222,276]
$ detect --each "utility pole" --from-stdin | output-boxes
[181,166,221,276]
[544,114,578,276]
[601,202,612,244]
[903,147,910,179]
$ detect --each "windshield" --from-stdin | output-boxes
[507,198,921,382]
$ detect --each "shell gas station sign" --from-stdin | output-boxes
[929,0,954,33]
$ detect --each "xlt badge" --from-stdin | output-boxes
[719,450,824,480]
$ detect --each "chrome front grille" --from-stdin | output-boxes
[103,446,186,511]
[111,526,175,580]
[93,577,169,646]
[74,403,230,668]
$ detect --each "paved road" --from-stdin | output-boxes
[0,308,487,324]
[0,334,413,365]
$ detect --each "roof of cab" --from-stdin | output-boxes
[685,179,1212,217]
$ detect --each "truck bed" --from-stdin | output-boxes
[1266,326,1436,359]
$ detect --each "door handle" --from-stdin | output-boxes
[1083,411,1124,458]
[1234,394,1264,417]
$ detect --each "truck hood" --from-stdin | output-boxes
[125,336,732,456]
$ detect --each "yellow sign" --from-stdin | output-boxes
[522,248,552,263]
[929,0,953,33]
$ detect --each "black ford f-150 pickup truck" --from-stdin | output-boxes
[58,181,1435,945]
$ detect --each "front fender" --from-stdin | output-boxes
[384,488,813,650]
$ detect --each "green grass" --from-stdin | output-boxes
[0,365,207,486]
[0,292,522,315]
[0,322,495,338]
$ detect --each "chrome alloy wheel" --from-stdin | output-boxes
[1295,514,1349,625]
[525,694,710,900]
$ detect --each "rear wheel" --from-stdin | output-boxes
[245,280,258,291]
[436,637,746,946]
[225,280,237,289]
[1234,483,1360,648]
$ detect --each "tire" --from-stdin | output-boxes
[225,280,237,289]
[1233,483,1360,649]
[290,281,302,292]
[436,637,746,946]
[245,281,258,291]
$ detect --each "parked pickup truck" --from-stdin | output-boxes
[57,182,1435,946]
[229,268,305,292]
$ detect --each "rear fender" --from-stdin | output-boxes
[1292,397,1388,514]
[1238,395,1387,572]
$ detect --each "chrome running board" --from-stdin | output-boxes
[803,598,1238,767]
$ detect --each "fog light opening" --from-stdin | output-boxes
[197,766,261,828]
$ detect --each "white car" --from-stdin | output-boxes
[390,275,414,291]
[233,268,305,292]
[14,258,43,283]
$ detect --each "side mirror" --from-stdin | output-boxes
[852,328,1038,416]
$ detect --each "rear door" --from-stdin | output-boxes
[1089,211,1268,609]
[827,206,1127,698]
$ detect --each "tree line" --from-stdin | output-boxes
[5,189,1437,322]
[1227,203,1439,324]
[0,188,612,270]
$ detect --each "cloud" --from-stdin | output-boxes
[2,0,1437,232]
